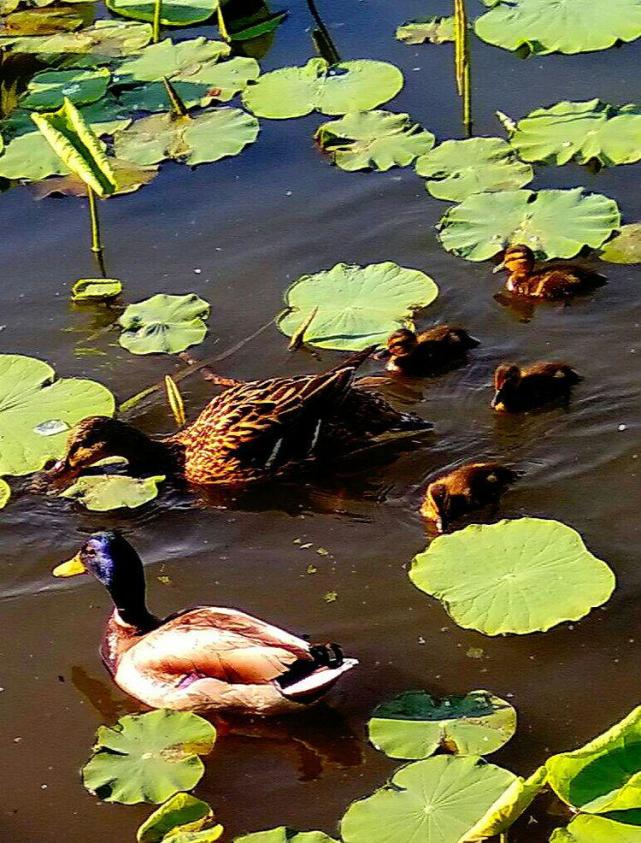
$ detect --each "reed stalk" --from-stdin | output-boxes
[454,0,472,136]
[306,0,340,64]
[152,0,162,43]
[216,3,230,41]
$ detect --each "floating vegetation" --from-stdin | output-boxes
[82,710,217,804]
[416,136,533,202]
[438,187,621,261]
[20,67,111,111]
[396,16,455,45]
[599,223,641,264]
[0,19,153,60]
[242,57,403,119]
[137,793,223,842]
[71,277,123,301]
[316,110,435,172]
[410,518,616,635]
[106,0,219,29]
[60,473,165,510]
[466,766,548,840]
[0,478,11,509]
[118,292,211,355]
[236,832,337,843]
[368,689,516,760]
[277,262,439,351]
[550,815,641,842]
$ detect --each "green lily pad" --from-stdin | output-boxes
[396,16,455,45]
[0,20,153,61]
[509,100,641,167]
[60,473,165,511]
[114,37,230,86]
[368,690,516,760]
[242,57,403,119]
[551,815,641,842]
[416,137,533,202]
[466,766,548,839]
[409,518,616,636]
[71,278,123,301]
[235,832,337,843]
[0,354,114,477]
[137,793,223,842]
[229,9,287,42]
[113,107,259,167]
[340,755,516,843]
[438,188,620,261]
[0,478,11,509]
[277,261,439,351]
[118,292,210,355]
[475,0,641,55]
[21,67,110,111]
[599,224,641,264]
[106,0,219,27]
[316,111,435,172]
[0,5,85,37]
[83,710,216,805]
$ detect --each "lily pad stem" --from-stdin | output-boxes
[454,0,472,136]
[216,3,230,42]
[152,0,162,42]
[500,834,509,843]
[87,186,105,272]
[306,0,341,65]
[162,76,189,118]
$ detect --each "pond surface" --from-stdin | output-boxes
[2,0,641,840]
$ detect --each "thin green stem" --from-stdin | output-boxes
[152,0,162,43]
[306,0,341,64]
[454,0,472,136]
[88,187,102,252]
[162,76,189,118]
[216,3,230,41]
[499,833,509,843]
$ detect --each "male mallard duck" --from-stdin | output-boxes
[495,245,605,300]
[421,462,517,532]
[492,362,580,413]
[383,326,479,376]
[54,531,358,715]
[43,351,431,488]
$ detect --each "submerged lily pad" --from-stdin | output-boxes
[0,354,114,476]
[235,832,337,843]
[410,518,615,636]
[60,473,165,511]
[438,188,620,261]
[137,793,223,842]
[0,20,153,60]
[396,16,455,45]
[475,0,641,55]
[599,224,641,264]
[119,293,210,355]
[341,755,515,843]
[72,278,123,301]
[20,67,110,111]
[278,262,438,351]
[368,690,516,760]
[416,137,533,202]
[83,710,216,804]
[106,0,219,27]
[316,111,435,172]
[242,57,403,119]
[0,479,11,509]
[466,766,548,839]
[551,815,641,842]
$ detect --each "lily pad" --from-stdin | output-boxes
[0,354,114,476]
[235,833,337,843]
[438,188,620,261]
[60,473,165,510]
[340,755,516,843]
[368,690,516,760]
[106,0,219,27]
[21,67,110,111]
[242,57,403,119]
[118,293,210,355]
[137,793,223,842]
[316,111,435,172]
[0,479,11,509]
[465,766,548,839]
[409,518,616,636]
[0,5,85,37]
[551,815,641,842]
[72,277,123,301]
[396,16,455,45]
[277,262,439,351]
[0,20,153,61]
[416,137,533,202]
[475,0,641,55]
[509,100,641,167]
[114,37,230,86]
[599,224,641,264]
[83,710,216,804]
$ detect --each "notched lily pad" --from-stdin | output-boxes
[60,473,165,511]
[599,224,641,264]
[114,37,231,86]
[396,16,455,45]
[0,20,153,61]
[20,68,110,111]
[118,292,211,355]
[137,793,223,842]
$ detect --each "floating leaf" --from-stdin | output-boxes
[599,224,641,264]
[396,16,455,45]
[72,277,123,301]
[409,518,616,636]
[551,815,641,842]
[368,690,516,760]
[20,68,110,111]
[0,354,114,476]
[107,0,219,27]
[316,110,435,172]
[235,832,337,843]
[242,57,403,119]
[0,20,153,60]
[340,755,515,843]
[114,37,230,85]
[0,478,11,509]
[277,262,439,351]
[83,710,216,805]
[416,137,533,202]
[31,158,156,197]
[509,100,641,167]
[60,473,165,511]
[475,0,641,55]
[438,188,620,261]
[0,5,85,37]
[137,793,223,843]
[118,293,210,355]
[465,765,548,839]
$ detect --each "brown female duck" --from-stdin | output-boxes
[492,362,580,413]
[421,462,517,532]
[495,245,605,300]
[383,326,479,376]
[54,532,357,715]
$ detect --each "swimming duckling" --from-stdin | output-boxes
[54,531,357,715]
[421,462,517,532]
[495,245,605,300]
[492,362,580,413]
[384,326,479,376]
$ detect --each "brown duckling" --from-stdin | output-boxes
[384,326,479,375]
[492,362,580,413]
[495,245,605,300]
[421,462,517,532]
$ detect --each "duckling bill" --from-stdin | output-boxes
[492,362,580,413]
[383,326,479,376]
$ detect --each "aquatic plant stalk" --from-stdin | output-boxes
[164,375,186,427]
[152,0,162,42]
[454,0,472,136]
[162,76,189,118]
[87,186,105,263]
[306,0,341,64]
[216,3,230,42]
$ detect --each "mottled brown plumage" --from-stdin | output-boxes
[384,326,479,376]
[497,245,605,300]
[492,362,580,413]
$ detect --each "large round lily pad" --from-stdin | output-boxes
[466,766,548,840]
[438,188,620,261]
[114,37,231,86]
[60,474,165,511]
[20,67,110,111]
[599,224,641,264]
[416,137,533,202]
[368,690,516,760]
[0,354,114,477]
[118,293,211,355]
[409,518,616,636]
[475,0,641,55]
[316,111,435,172]
[340,755,516,843]
[509,100,641,167]
[277,262,439,351]
[137,793,223,842]
[235,832,337,843]
[83,710,217,804]
[242,57,403,119]
[106,0,219,27]
[551,815,641,842]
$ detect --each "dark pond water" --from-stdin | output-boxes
[2,1,641,840]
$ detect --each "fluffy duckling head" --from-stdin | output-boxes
[491,363,521,409]
[386,328,418,359]
[496,245,536,278]
[423,482,451,533]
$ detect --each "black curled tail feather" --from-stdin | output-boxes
[276,643,344,689]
